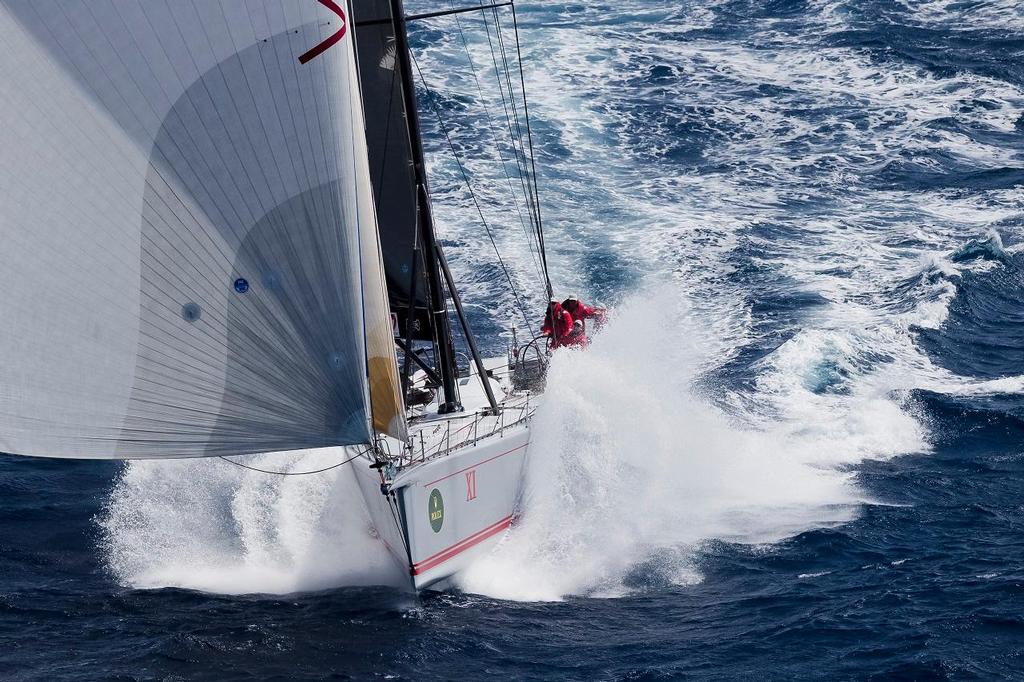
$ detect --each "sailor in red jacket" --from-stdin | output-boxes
[561,294,605,332]
[561,319,589,348]
[541,298,574,349]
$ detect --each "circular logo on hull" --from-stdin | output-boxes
[428,488,444,533]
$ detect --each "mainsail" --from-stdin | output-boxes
[0,0,405,458]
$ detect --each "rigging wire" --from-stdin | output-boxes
[478,9,540,234]
[490,8,536,216]
[410,50,534,330]
[218,448,371,476]
[478,3,551,297]
[450,3,547,289]
[493,7,547,288]
[507,3,551,296]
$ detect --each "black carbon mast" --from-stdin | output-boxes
[388,0,463,413]
[390,0,503,415]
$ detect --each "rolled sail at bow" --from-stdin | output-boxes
[0,0,406,459]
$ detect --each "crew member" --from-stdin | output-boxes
[541,298,573,349]
[561,294,605,332]
[562,319,589,348]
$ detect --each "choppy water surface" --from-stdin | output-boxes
[3,0,1024,679]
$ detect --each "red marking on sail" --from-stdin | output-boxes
[298,0,347,64]
[411,515,513,576]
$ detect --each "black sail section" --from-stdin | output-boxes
[352,0,433,341]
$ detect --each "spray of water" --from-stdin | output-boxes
[99,450,406,594]
[457,288,927,601]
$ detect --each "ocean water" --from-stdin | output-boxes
[3,0,1024,679]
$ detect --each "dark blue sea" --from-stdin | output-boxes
[3,0,1024,679]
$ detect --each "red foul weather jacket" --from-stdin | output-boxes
[562,300,596,320]
[541,306,574,348]
[562,300,599,329]
[561,322,589,348]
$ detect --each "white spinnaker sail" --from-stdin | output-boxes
[0,0,405,458]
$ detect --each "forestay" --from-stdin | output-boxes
[0,0,405,459]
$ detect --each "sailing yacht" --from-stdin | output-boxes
[0,0,550,591]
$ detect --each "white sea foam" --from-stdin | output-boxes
[100,450,406,594]
[456,290,925,601]
[897,0,1024,30]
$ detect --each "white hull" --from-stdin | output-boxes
[352,356,536,590]
[400,423,529,589]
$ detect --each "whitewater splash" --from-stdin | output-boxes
[457,289,927,601]
[100,450,406,594]
[100,286,929,599]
